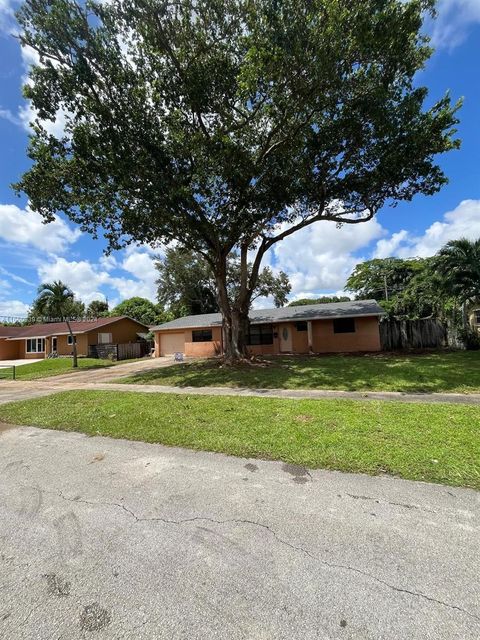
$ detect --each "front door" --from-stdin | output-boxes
[51,337,57,353]
[279,323,293,352]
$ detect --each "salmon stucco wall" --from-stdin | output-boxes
[184,327,222,357]
[52,334,89,357]
[290,324,309,353]
[16,341,46,359]
[155,326,222,357]
[246,344,276,356]
[154,316,381,357]
[311,316,380,353]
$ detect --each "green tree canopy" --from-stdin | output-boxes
[346,255,455,320]
[15,0,460,360]
[110,297,169,326]
[346,258,425,301]
[29,282,85,323]
[86,299,109,319]
[437,238,480,305]
[156,248,218,317]
[157,247,291,317]
[288,296,351,307]
[30,280,80,367]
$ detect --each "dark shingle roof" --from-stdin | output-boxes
[3,316,149,340]
[151,300,384,331]
[0,325,26,338]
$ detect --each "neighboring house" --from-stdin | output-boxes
[469,308,480,332]
[0,316,149,360]
[151,300,384,357]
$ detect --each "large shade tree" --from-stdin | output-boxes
[15,0,460,361]
[157,247,291,317]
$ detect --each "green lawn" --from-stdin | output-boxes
[120,351,480,394]
[0,358,116,381]
[0,390,478,489]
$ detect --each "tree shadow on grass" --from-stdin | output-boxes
[123,351,480,393]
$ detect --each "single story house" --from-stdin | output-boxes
[0,316,149,360]
[152,299,384,357]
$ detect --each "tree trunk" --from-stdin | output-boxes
[214,254,250,362]
[65,319,78,368]
[461,300,469,329]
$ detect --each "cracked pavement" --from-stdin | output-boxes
[0,425,479,639]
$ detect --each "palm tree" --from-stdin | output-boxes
[437,238,480,326]
[35,281,79,367]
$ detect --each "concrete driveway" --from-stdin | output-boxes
[0,425,478,639]
[0,359,43,367]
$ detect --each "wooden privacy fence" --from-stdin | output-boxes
[380,319,451,351]
[88,341,149,361]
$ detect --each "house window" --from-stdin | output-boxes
[98,332,112,344]
[333,318,356,334]
[67,335,77,345]
[295,321,308,332]
[192,329,213,342]
[475,310,480,325]
[26,338,45,353]
[247,324,274,346]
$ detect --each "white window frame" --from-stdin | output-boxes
[98,332,113,344]
[67,335,77,345]
[26,338,45,353]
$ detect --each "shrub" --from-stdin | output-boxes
[458,328,480,350]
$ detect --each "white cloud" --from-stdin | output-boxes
[374,199,480,259]
[0,0,16,32]
[17,100,68,137]
[37,257,109,306]
[266,216,385,297]
[251,295,275,310]
[0,266,33,286]
[103,245,160,301]
[430,0,480,50]
[99,254,118,272]
[0,33,69,136]
[252,199,480,301]
[0,299,30,318]
[373,230,410,259]
[289,290,352,302]
[37,246,160,307]
[0,203,81,253]
[0,107,22,126]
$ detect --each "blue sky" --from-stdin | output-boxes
[1,0,480,318]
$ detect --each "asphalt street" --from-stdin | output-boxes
[0,424,478,639]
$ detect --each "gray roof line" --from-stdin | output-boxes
[151,300,384,331]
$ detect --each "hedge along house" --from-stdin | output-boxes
[0,316,149,360]
[152,300,384,358]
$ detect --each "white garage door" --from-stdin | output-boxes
[161,332,185,356]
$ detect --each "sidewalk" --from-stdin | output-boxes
[2,378,480,405]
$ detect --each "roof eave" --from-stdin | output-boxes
[152,311,384,331]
